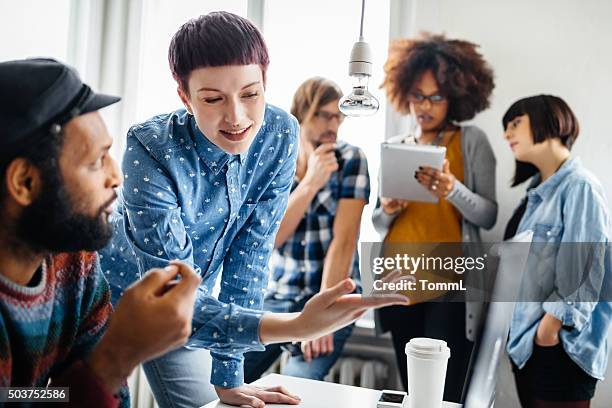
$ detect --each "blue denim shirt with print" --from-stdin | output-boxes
[99,105,298,388]
[507,157,612,379]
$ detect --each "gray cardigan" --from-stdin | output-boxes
[372,125,497,341]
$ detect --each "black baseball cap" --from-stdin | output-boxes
[0,58,120,154]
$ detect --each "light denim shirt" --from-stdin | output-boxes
[507,157,612,379]
[99,105,299,387]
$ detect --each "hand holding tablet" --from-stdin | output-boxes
[415,159,456,199]
[380,142,446,203]
[380,197,409,215]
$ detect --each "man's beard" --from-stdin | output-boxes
[313,131,337,148]
[16,170,114,253]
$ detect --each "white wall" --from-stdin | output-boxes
[397,0,612,406]
[0,0,71,61]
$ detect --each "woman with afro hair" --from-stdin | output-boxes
[372,33,497,403]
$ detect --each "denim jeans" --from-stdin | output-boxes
[244,297,354,383]
[244,324,353,383]
[142,346,217,408]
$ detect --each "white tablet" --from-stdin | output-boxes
[380,142,446,203]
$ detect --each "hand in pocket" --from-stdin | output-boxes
[534,313,562,347]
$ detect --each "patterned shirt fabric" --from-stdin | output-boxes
[0,252,129,407]
[266,140,370,303]
[507,157,612,380]
[99,105,299,388]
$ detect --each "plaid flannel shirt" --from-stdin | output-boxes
[266,140,370,302]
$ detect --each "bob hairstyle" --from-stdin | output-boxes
[503,94,580,186]
[290,77,343,125]
[381,33,494,122]
[168,12,269,94]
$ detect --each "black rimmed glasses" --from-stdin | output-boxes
[314,110,346,123]
[408,92,447,105]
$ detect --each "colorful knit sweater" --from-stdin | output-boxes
[0,252,129,407]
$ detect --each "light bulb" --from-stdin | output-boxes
[339,74,379,116]
[339,39,380,117]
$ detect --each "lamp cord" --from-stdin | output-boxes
[359,0,365,40]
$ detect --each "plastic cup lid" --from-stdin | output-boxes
[405,338,451,359]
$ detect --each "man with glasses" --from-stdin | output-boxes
[245,77,370,382]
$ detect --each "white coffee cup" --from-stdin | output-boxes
[405,338,451,408]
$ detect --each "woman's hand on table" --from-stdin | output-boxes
[215,384,301,408]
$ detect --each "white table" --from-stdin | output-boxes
[202,373,461,408]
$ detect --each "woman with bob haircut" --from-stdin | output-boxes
[372,33,497,402]
[503,95,611,408]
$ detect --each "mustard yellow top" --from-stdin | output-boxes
[385,129,464,244]
[382,130,465,303]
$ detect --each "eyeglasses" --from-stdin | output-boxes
[314,110,346,123]
[408,92,447,105]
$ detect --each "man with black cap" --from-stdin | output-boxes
[0,58,202,407]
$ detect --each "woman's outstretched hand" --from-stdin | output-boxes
[260,272,408,344]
